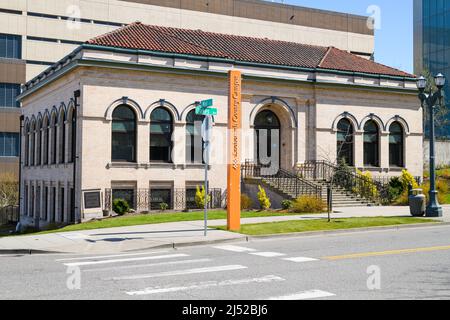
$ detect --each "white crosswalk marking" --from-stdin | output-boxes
[109,265,248,281]
[213,245,257,252]
[83,259,212,273]
[63,254,189,267]
[250,252,286,258]
[283,257,318,263]
[126,275,285,296]
[268,290,335,300]
[56,250,169,262]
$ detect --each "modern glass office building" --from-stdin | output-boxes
[414,0,450,137]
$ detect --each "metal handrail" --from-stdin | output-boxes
[242,160,322,199]
[296,160,391,205]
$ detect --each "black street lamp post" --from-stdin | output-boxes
[417,73,445,217]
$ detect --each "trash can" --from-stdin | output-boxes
[409,189,426,217]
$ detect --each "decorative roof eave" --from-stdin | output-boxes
[18,44,418,100]
[80,44,417,81]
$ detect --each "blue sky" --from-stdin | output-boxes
[285,0,414,73]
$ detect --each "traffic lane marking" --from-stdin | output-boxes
[108,265,248,281]
[126,275,284,296]
[322,244,450,261]
[267,290,335,300]
[63,253,189,267]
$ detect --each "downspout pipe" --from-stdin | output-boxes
[18,115,24,229]
[73,90,81,223]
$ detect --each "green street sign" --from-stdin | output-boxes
[199,99,214,108]
[196,106,218,116]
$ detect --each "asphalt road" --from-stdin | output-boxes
[1,224,450,300]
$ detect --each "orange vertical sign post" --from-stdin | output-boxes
[227,70,242,231]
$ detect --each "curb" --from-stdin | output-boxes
[246,221,450,241]
[123,236,247,252]
[1,222,448,255]
[0,249,63,255]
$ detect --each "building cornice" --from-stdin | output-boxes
[18,45,418,101]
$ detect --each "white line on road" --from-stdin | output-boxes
[83,259,212,273]
[282,257,318,263]
[126,275,285,296]
[56,250,169,262]
[212,245,257,252]
[268,290,335,300]
[63,254,188,267]
[249,252,286,258]
[109,265,248,281]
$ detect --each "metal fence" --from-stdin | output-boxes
[0,206,19,226]
[104,188,223,212]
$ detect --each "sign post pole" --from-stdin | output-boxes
[227,70,242,231]
[201,115,213,237]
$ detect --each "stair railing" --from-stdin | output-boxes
[296,160,391,205]
[242,160,322,199]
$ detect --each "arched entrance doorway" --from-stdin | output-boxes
[254,110,281,174]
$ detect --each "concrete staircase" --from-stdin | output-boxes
[261,177,376,208]
[242,161,381,208]
[312,180,376,208]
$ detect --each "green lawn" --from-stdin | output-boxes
[16,210,304,236]
[216,217,437,236]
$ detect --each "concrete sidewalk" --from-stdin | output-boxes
[1,205,449,254]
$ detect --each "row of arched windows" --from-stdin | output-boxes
[336,119,405,168]
[24,107,76,167]
[112,105,205,164]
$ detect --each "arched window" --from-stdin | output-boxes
[30,121,35,166]
[363,120,380,167]
[51,114,57,165]
[389,122,404,167]
[36,119,42,166]
[43,116,49,165]
[186,110,205,164]
[254,110,280,165]
[150,107,173,163]
[58,110,66,164]
[112,105,137,162]
[336,118,354,166]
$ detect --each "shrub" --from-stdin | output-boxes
[0,173,19,208]
[400,169,419,190]
[388,176,404,200]
[257,185,271,210]
[112,199,130,216]
[352,170,379,199]
[291,196,325,213]
[241,194,253,210]
[281,200,293,210]
[195,185,211,209]
[395,179,448,206]
[160,202,169,211]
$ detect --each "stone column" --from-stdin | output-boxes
[354,131,364,168]
[380,131,390,170]
[137,120,149,165]
[172,123,185,167]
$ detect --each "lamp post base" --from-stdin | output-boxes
[426,205,443,217]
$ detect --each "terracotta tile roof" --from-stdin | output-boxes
[87,22,414,78]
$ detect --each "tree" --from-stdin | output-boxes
[421,68,449,138]
[0,173,19,208]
